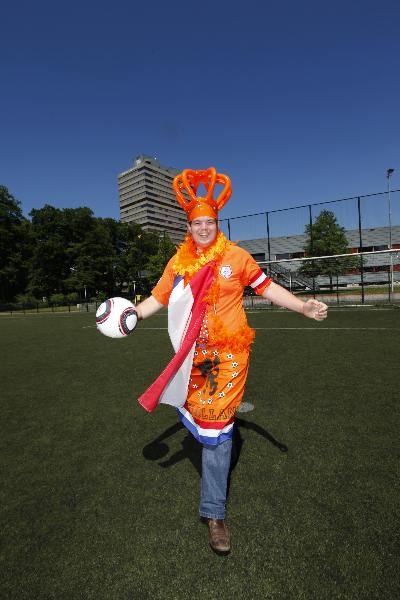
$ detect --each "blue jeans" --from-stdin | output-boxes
[199,438,233,520]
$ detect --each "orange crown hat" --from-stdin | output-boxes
[173,167,232,221]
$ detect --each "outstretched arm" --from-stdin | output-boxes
[135,295,165,320]
[262,281,328,321]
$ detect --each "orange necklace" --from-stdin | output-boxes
[172,231,232,278]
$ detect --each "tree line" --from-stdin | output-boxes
[1,184,355,306]
[0,185,176,305]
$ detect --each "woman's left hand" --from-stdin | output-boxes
[303,299,328,321]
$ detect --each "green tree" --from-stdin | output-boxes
[116,224,159,297]
[27,205,120,300]
[63,210,116,299]
[28,205,70,298]
[0,186,31,302]
[97,217,124,296]
[1,187,165,302]
[146,232,177,287]
[299,210,359,288]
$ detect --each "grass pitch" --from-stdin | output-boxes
[1,308,399,599]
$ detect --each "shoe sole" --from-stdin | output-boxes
[209,543,231,556]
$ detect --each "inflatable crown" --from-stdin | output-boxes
[173,167,232,221]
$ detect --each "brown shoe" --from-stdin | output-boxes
[202,518,231,555]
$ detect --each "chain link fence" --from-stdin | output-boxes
[219,190,400,258]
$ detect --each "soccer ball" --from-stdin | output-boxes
[96,297,138,339]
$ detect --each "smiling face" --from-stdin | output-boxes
[187,216,218,249]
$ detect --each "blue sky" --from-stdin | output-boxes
[1,0,399,238]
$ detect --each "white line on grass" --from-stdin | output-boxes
[136,326,396,331]
[83,325,169,329]
[0,315,83,319]
[254,327,395,330]
[133,326,396,331]
[84,325,397,331]
[245,307,397,313]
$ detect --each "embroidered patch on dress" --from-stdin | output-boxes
[220,265,233,279]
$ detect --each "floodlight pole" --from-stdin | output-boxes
[387,169,394,294]
[308,205,316,297]
[357,197,365,304]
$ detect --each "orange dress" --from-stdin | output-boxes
[152,243,271,444]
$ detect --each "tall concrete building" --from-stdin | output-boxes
[118,155,187,243]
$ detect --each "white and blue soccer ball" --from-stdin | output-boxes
[96,297,138,339]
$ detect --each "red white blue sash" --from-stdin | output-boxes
[138,263,215,413]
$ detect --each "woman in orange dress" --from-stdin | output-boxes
[150,228,271,445]
[135,168,328,554]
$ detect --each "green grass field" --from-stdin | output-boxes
[1,308,399,599]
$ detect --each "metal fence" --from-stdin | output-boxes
[219,189,400,258]
[0,299,105,315]
[219,188,400,305]
[257,249,400,305]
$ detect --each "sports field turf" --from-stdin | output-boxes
[1,307,399,599]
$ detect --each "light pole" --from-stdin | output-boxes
[386,168,394,293]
